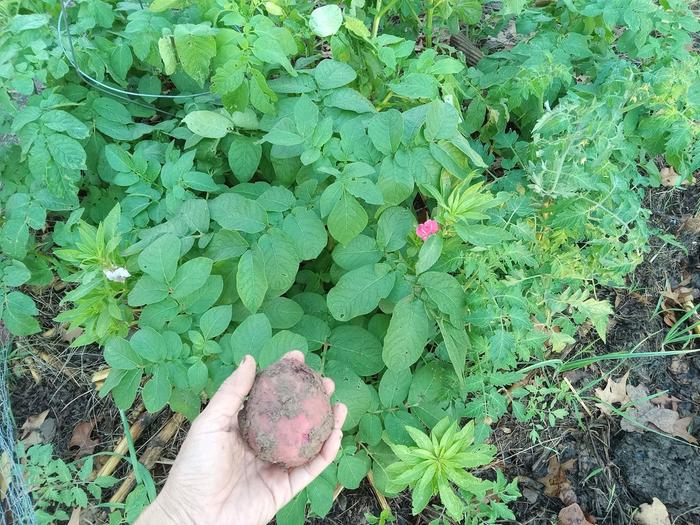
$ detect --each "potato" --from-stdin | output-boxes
[238,357,333,468]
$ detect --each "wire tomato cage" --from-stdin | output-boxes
[57,0,214,114]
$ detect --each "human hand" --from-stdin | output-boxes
[136,352,347,525]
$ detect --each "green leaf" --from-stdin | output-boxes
[309,4,343,37]
[142,365,172,412]
[337,453,370,489]
[47,134,86,170]
[327,263,395,321]
[262,117,304,146]
[261,297,304,329]
[128,275,169,306]
[228,313,272,363]
[323,88,375,113]
[276,492,306,525]
[209,193,267,233]
[228,135,262,183]
[169,388,201,420]
[389,74,439,99]
[343,16,371,39]
[332,234,382,271]
[257,186,296,213]
[158,36,177,75]
[455,224,514,246]
[140,298,180,330]
[378,368,412,408]
[416,234,443,274]
[0,220,29,260]
[346,179,384,206]
[368,110,403,155]
[325,360,373,430]
[425,101,460,142]
[170,258,213,300]
[308,468,336,517]
[282,207,328,260]
[130,327,167,363]
[438,479,465,520]
[188,359,209,392]
[279,76,310,113]
[149,0,186,12]
[41,110,89,139]
[199,305,232,339]
[378,156,415,206]
[183,111,233,138]
[417,272,464,318]
[3,291,40,335]
[328,325,384,376]
[111,369,143,410]
[173,24,216,87]
[257,229,299,295]
[358,413,383,446]
[489,329,516,369]
[110,46,133,81]
[314,59,357,90]
[259,330,308,368]
[2,260,31,287]
[327,192,368,245]
[138,234,181,283]
[236,249,268,313]
[104,337,143,370]
[204,230,248,261]
[438,320,469,381]
[382,296,431,370]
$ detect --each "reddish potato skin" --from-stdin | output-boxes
[238,358,333,468]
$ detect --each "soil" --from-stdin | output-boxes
[7,183,700,525]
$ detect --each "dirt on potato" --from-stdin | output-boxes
[238,358,333,468]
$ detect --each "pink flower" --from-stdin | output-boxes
[416,219,439,241]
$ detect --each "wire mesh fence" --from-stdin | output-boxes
[1,323,37,525]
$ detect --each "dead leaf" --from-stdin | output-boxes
[620,384,698,444]
[558,503,596,525]
[69,421,99,458]
[61,325,83,344]
[634,498,671,525]
[681,215,700,234]
[1,451,11,501]
[660,166,684,187]
[20,410,56,447]
[67,508,81,525]
[669,356,689,376]
[537,456,577,499]
[594,372,630,415]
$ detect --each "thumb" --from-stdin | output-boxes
[202,355,256,421]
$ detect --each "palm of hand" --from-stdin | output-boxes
[151,353,346,525]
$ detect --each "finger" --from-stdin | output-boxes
[202,355,257,421]
[288,403,347,495]
[322,377,335,396]
[282,350,305,362]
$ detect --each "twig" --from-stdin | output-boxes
[109,413,186,504]
[563,377,593,418]
[92,403,153,480]
[366,470,390,513]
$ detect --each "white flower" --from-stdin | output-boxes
[103,267,130,282]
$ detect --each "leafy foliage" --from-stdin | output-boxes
[1,0,698,522]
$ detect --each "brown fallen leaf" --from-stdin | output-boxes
[634,497,671,525]
[594,372,630,415]
[559,503,596,525]
[537,456,577,499]
[20,410,56,447]
[69,421,99,458]
[67,508,81,525]
[1,451,11,500]
[659,166,686,187]
[681,215,700,234]
[620,384,697,444]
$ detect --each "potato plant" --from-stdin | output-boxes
[1,0,698,522]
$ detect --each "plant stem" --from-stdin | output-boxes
[426,7,434,48]
[372,0,383,39]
